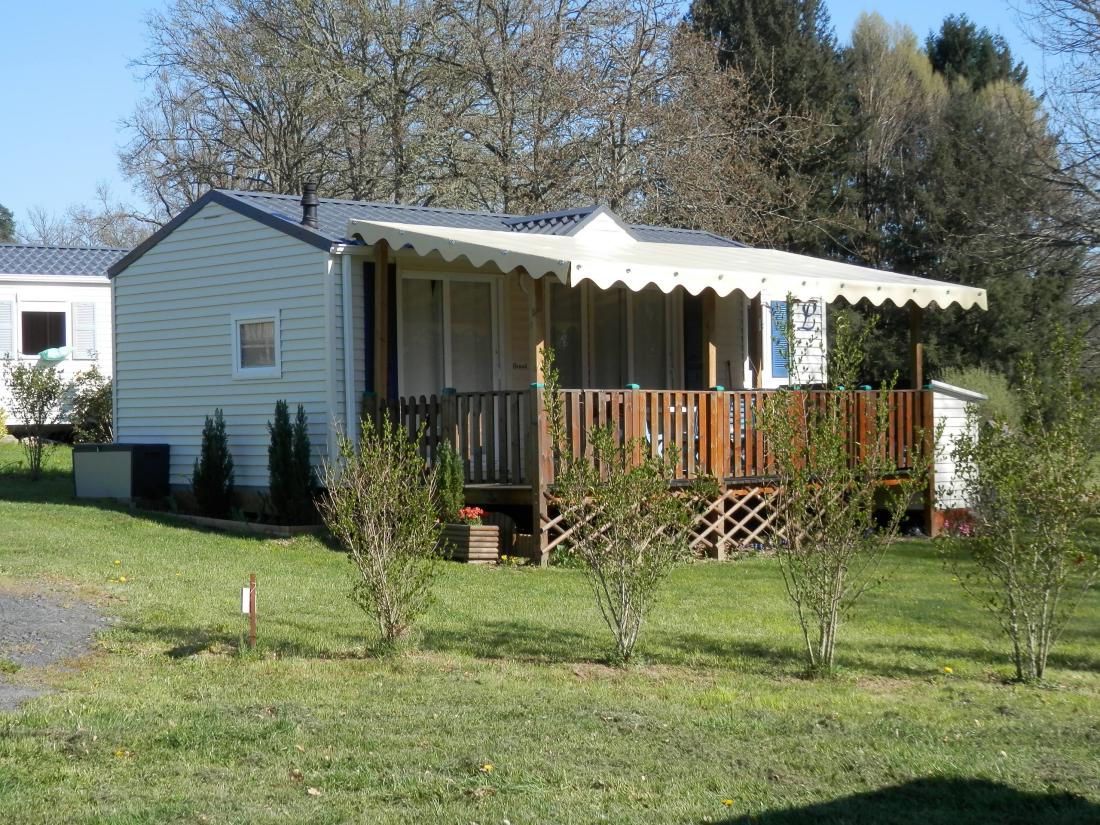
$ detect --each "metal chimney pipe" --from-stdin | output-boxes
[301,182,319,228]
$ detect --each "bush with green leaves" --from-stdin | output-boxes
[192,409,235,518]
[267,400,316,524]
[544,348,704,664]
[760,313,935,674]
[319,416,443,650]
[1,358,67,480]
[434,440,465,522]
[70,365,113,444]
[939,365,1021,428]
[946,331,1099,681]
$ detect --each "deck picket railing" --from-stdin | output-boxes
[363,387,932,487]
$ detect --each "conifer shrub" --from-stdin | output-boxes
[192,409,235,518]
[267,400,316,524]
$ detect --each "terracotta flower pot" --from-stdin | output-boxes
[439,523,501,564]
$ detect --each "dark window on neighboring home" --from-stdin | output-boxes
[21,311,66,356]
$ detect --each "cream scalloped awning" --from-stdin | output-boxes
[346,218,987,311]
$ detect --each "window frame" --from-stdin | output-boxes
[230,309,281,379]
[17,301,68,359]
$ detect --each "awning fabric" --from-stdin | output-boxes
[346,219,987,311]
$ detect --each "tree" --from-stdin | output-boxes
[0,204,14,243]
[19,184,152,248]
[319,416,443,650]
[192,409,235,518]
[544,348,704,664]
[946,331,1099,681]
[926,14,1027,90]
[70,366,113,444]
[759,313,934,674]
[0,359,68,480]
[1018,0,1100,362]
[267,400,316,524]
[825,13,1085,386]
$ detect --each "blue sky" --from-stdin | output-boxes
[0,1,1043,231]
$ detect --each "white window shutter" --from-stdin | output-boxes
[73,302,97,360]
[0,300,14,359]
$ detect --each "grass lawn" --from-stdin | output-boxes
[0,443,1097,824]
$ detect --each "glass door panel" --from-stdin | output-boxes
[632,289,667,388]
[549,282,583,387]
[400,278,445,397]
[591,287,626,388]
[449,281,495,391]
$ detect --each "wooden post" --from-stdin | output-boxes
[527,387,551,566]
[374,240,390,399]
[530,274,547,384]
[248,572,256,649]
[909,303,924,390]
[921,389,936,537]
[702,289,718,389]
[749,295,764,389]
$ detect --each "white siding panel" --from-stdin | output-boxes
[113,202,331,489]
[760,292,826,388]
[934,391,979,510]
[0,277,112,427]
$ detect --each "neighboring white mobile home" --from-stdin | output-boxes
[109,187,986,543]
[1,244,121,430]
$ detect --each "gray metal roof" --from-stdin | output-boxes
[221,190,745,248]
[0,243,127,277]
[110,188,746,277]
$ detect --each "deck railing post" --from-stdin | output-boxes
[527,387,551,566]
[921,389,936,537]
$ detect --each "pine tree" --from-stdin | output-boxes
[267,400,316,524]
[192,409,234,518]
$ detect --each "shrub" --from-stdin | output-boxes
[1,358,67,480]
[319,415,443,650]
[435,440,465,521]
[70,365,113,443]
[192,409,235,518]
[939,365,1021,428]
[0,407,6,440]
[545,348,703,664]
[267,400,316,524]
[760,312,935,674]
[947,331,1099,681]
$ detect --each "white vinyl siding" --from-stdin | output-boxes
[759,293,826,388]
[0,279,112,427]
[112,202,332,489]
[932,381,985,511]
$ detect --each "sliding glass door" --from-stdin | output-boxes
[399,274,498,396]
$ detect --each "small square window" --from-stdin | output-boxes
[232,312,281,378]
[22,311,66,356]
[239,320,275,368]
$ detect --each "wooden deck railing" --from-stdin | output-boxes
[364,387,932,488]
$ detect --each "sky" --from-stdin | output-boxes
[0,1,1046,235]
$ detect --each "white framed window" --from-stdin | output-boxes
[231,309,281,379]
[397,272,501,396]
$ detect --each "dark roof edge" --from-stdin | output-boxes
[107,190,332,278]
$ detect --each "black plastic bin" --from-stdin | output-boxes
[72,444,170,500]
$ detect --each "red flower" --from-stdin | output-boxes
[457,506,485,524]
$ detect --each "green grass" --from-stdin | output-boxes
[0,443,1097,824]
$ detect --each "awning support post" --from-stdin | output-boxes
[749,295,763,389]
[702,289,718,389]
[373,240,390,399]
[909,303,924,390]
[530,273,546,384]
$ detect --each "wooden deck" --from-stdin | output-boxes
[364,387,934,561]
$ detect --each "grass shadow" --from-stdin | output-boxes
[419,620,603,665]
[715,777,1100,824]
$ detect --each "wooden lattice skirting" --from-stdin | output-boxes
[541,486,781,558]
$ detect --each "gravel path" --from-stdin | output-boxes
[0,590,108,711]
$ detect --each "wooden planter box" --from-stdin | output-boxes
[440,523,500,564]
